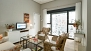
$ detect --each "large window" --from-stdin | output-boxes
[52,12,67,36]
[47,6,76,39]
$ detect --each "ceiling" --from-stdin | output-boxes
[33,0,55,4]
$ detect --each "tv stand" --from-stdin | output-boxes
[6,29,29,43]
[20,30,29,32]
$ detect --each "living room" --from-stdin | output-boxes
[0,0,90,51]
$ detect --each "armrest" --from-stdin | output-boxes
[15,44,22,50]
[52,36,58,41]
[15,44,22,48]
[44,41,56,51]
[3,36,9,42]
[44,41,56,46]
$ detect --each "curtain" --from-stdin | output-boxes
[43,9,47,27]
[75,2,82,43]
[75,2,82,21]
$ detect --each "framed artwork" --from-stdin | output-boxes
[24,13,30,23]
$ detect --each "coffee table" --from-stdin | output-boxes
[28,38,43,51]
[20,36,30,49]
[20,36,43,51]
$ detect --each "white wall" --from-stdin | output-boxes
[40,0,82,28]
[87,0,91,51]
[0,0,40,35]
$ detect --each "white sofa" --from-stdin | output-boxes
[0,36,21,51]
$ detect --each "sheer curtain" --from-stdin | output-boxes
[43,9,48,27]
[75,2,82,42]
[75,2,82,21]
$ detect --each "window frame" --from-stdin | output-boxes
[47,6,75,36]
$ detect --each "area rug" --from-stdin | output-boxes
[23,43,43,51]
[31,46,43,51]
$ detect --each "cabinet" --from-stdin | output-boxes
[6,30,29,43]
[75,33,85,38]
[74,33,85,46]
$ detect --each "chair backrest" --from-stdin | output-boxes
[56,33,69,51]
[42,27,50,35]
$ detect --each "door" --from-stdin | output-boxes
[30,13,40,36]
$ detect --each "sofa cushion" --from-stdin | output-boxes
[52,36,58,41]
[0,36,9,44]
[0,41,15,50]
[51,46,59,51]
[38,34,45,36]
[0,34,3,40]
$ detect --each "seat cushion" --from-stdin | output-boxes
[50,41,56,45]
[0,41,15,50]
[51,46,59,51]
[0,36,9,44]
[21,48,31,51]
[38,34,45,36]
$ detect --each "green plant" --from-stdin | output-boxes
[73,20,81,29]
[5,24,14,29]
[75,19,81,25]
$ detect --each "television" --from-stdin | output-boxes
[16,22,27,30]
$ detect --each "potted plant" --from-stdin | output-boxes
[73,20,81,32]
[5,24,14,31]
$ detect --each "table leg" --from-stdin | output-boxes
[23,40,24,49]
[20,38,21,44]
[35,44,37,51]
[26,40,27,48]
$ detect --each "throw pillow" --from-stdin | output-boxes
[0,34,3,40]
[0,34,3,44]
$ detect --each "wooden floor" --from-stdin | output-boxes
[15,39,79,51]
[64,39,78,51]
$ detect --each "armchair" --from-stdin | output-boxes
[37,27,50,41]
[44,33,69,51]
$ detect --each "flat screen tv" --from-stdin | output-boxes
[16,22,27,30]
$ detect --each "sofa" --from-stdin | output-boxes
[0,36,21,51]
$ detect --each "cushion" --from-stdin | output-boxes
[0,38,3,44]
[38,34,45,36]
[0,34,3,44]
[0,36,9,44]
[0,34,3,40]
[45,36,53,42]
[0,41,15,50]
[51,46,59,51]
[21,48,31,51]
[52,36,58,41]
[50,41,56,45]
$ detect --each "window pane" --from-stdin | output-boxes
[52,12,67,36]
[46,14,51,28]
[69,11,75,23]
[47,14,50,23]
[68,25,76,38]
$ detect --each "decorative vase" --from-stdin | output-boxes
[7,29,12,32]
